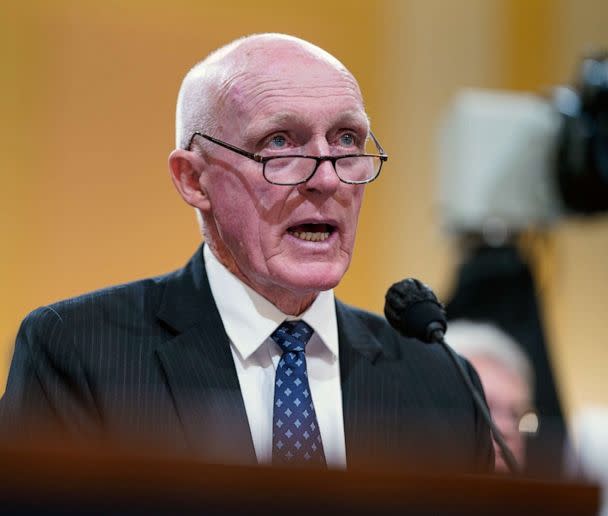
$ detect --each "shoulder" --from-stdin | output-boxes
[15,271,180,357]
[336,301,395,338]
[336,300,458,365]
[336,299,483,406]
[27,272,173,327]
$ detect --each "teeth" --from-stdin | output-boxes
[290,231,331,242]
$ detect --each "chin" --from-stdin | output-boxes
[279,261,348,294]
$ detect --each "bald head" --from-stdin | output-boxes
[175,33,357,150]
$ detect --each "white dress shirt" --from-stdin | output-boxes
[203,245,347,468]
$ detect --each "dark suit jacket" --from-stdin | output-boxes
[1,246,493,472]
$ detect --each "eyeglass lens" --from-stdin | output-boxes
[264,156,381,185]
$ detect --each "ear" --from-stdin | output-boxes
[168,149,210,211]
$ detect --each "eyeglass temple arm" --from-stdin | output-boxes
[369,130,388,158]
[188,132,264,163]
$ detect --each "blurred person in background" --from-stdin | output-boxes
[446,320,537,473]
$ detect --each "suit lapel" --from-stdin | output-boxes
[154,246,256,465]
[336,301,391,468]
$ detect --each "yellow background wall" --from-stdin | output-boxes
[1,0,607,424]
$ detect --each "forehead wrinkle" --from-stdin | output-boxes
[252,109,367,128]
[245,71,361,101]
[214,69,249,121]
[250,83,361,99]
[221,61,363,108]
[244,91,364,128]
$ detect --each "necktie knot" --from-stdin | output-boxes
[270,320,314,353]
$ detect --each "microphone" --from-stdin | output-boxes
[384,278,447,343]
[384,278,520,474]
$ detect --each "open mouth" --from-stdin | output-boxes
[287,223,335,242]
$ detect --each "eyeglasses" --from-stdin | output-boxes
[491,405,540,436]
[186,131,388,186]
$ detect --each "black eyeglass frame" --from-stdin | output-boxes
[186,130,388,185]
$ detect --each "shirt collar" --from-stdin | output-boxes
[203,245,338,361]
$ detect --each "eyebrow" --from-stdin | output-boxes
[243,110,370,145]
[334,111,371,131]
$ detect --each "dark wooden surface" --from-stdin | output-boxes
[0,444,599,515]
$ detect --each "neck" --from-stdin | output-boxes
[267,291,318,317]
[233,267,319,317]
[206,239,318,316]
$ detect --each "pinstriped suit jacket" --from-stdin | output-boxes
[1,246,493,472]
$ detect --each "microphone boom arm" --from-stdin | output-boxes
[433,328,521,475]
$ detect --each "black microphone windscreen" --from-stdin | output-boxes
[384,278,447,343]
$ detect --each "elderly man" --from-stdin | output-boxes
[1,34,492,472]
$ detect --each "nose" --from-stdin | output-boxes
[298,157,341,196]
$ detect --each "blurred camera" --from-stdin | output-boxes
[438,51,608,236]
[556,51,608,215]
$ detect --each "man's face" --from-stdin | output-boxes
[197,44,368,310]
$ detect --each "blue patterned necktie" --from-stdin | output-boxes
[271,320,326,467]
